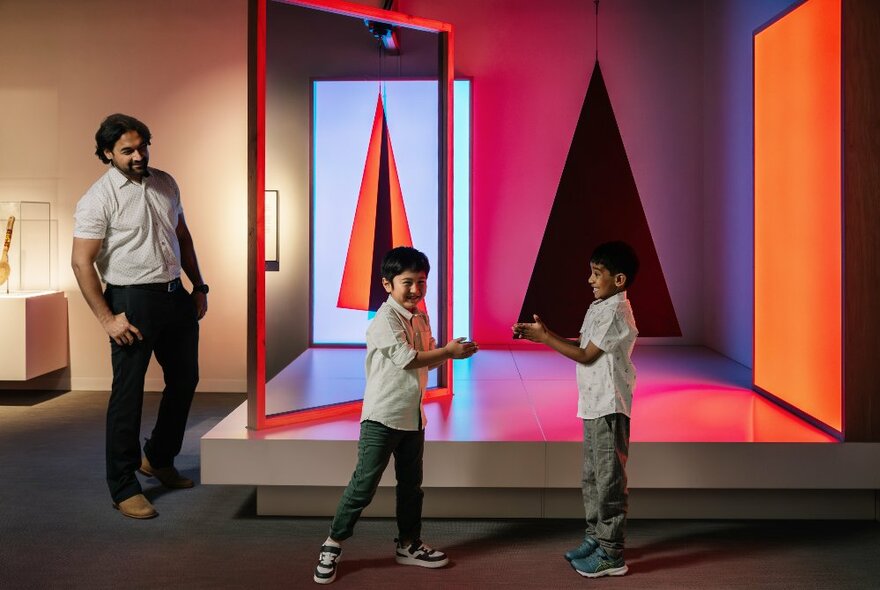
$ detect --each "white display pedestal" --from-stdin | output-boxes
[0,290,68,380]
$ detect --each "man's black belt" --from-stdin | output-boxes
[110,278,182,293]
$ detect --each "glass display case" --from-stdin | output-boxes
[0,201,57,294]
[0,201,67,380]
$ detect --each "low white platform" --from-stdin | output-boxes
[201,346,880,519]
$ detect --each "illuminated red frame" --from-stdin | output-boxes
[248,0,455,429]
[753,0,842,437]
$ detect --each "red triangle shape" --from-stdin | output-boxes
[338,93,421,312]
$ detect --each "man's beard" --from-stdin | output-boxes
[127,160,150,178]
[129,160,150,178]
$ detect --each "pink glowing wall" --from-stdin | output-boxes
[300,0,805,361]
[400,0,705,344]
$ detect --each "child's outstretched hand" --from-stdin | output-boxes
[512,314,548,343]
[444,337,479,359]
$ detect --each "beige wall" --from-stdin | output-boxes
[0,0,248,391]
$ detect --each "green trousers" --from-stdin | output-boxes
[330,420,425,542]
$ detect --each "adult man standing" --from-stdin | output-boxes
[72,114,209,519]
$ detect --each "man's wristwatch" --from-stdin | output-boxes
[193,283,210,295]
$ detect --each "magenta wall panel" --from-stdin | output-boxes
[400,0,704,344]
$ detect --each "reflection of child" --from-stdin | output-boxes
[314,246,479,585]
[513,241,639,578]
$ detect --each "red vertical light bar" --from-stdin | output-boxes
[444,27,455,393]
[754,0,842,434]
[254,0,267,429]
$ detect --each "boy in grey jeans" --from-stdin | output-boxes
[513,241,639,578]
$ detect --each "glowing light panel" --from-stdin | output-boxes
[453,79,471,340]
[754,0,841,432]
[313,80,471,345]
[313,81,439,344]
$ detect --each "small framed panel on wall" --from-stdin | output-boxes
[265,190,279,271]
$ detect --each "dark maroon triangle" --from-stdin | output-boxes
[518,61,681,337]
[368,108,395,311]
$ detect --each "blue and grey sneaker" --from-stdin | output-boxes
[564,536,599,561]
[395,538,449,568]
[313,544,341,584]
[570,547,628,578]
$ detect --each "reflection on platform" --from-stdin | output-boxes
[262,346,834,443]
[266,348,366,416]
[266,347,439,416]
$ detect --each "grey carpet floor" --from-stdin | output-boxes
[1,389,879,589]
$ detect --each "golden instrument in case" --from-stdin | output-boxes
[0,216,16,287]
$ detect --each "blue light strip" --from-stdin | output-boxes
[453,80,471,339]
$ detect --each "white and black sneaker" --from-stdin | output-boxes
[313,544,342,584]
[394,538,449,568]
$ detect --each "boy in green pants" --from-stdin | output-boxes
[314,246,478,584]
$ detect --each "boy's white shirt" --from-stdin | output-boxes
[360,295,436,430]
[576,291,638,419]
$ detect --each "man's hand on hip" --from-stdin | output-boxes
[102,312,143,346]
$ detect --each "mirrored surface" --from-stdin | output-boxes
[264,1,447,416]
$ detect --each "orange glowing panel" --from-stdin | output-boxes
[754,0,841,433]
[337,93,416,312]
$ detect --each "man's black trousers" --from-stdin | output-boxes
[104,283,199,504]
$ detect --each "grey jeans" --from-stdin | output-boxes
[582,414,630,558]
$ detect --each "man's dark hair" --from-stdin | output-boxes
[381,246,430,282]
[94,114,151,164]
[591,241,640,289]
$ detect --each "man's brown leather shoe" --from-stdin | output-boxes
[114,493,158,519]
[138,457,194,489]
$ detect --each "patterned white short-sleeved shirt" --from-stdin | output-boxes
[73,166,183,285]
[576,291,638,419]
[361,295,436,431]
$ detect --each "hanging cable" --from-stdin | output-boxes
[380,40,387,113]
